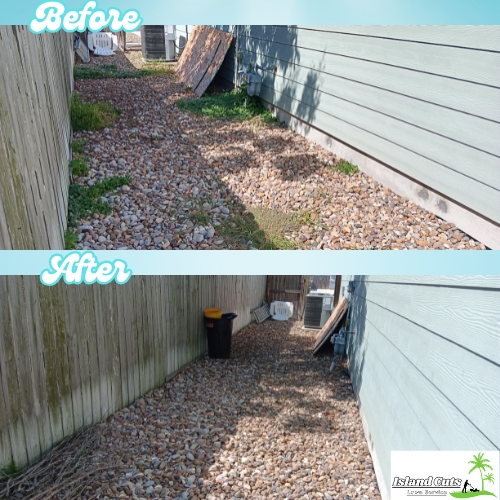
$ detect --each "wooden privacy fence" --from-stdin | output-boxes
[0,27,73,250]
[0,275,267,470]
[266,276,311,319]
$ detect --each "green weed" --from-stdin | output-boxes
[67,176,131,228]
[298,210,326,230]
[69,155,90,177]
[221,206,301,249]
[330,160,359,176]
[64,229,78,249]
[74,64,174,80]
[177,85,279,126]
[70,93,120,131]
[72,137,88,154]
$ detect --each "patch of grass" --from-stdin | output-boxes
[67,176,131,228]
[330,159,359,176]
[222,206,301,249]
[177,85,279,126]
[72,137,88,154]
[70,93,120,131]
[74,64,174,80]
[64,229,78,249]
[69,155,90,177]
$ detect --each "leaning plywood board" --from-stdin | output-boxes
[313,297,348,355]
[176,25,233,96]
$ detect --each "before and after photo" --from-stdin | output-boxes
[0,7,499,500]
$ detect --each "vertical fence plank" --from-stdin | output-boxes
[61,281,84,434]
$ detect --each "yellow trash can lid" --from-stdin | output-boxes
[204,308,222,319]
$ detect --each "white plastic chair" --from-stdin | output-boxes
[87,32,118,56]
[270,301,294,321]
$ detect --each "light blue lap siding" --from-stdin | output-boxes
[211,25,500,224]
[341,275,500,500]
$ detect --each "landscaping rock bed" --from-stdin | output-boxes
[71,60,485,250]
[83,320,381,499]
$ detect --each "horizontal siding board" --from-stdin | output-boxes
[298,26,500,52]
[351,275,500,288]
[345,275,500,498]
[240,25,500,87]
[365,321,496,449]
[213,25,500,224]
[350,305,496,493]
[258,84,500,222]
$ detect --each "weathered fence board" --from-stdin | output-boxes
[0,275,267,470]
[0,27,73,250]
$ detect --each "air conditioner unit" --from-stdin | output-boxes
[304,291,335,329]
[165,25,176,61]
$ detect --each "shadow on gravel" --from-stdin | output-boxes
[172,320,359,498]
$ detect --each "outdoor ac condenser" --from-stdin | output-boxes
[304,291,335,329]
[165,25,176,61]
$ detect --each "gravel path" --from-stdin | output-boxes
[72,70,485,250]
[83,320,381,500]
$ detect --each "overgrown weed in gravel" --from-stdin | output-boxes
[223,206,302,249]
[69,155,90,177]
[64,229,78,250]
[177,85,280,126]
[67,176,131,229]
[72,137,88,154]
[187,199,210,226]
[71,93,121,131]
[74,63,174,80]
[330,159,359,176]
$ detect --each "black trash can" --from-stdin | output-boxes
[204,313,238,359]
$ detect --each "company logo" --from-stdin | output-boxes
[40,251,132,286]
[391,451,499,500]
[29,1,143,34]
[452,453,496,498]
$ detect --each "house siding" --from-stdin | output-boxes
[210,26,500,246]
[340,275,500,500]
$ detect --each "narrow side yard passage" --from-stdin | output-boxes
[71,62,485,250]
[75,321,380,500]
